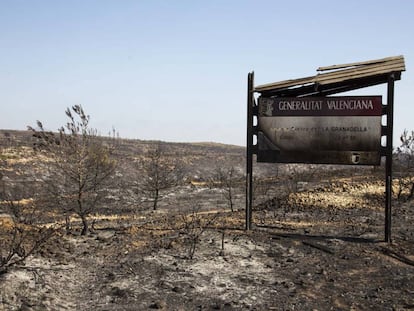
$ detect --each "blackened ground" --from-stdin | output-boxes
[1,175,414,311]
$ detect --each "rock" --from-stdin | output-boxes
[149,301,166,309]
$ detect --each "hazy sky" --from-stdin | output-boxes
[1,0,413,146]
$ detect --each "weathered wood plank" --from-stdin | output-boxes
[254,55,405,94]
[317,55,404,72]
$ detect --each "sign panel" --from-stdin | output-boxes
[257,96,383,165]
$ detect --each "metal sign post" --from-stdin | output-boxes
[385,73,395,243]
[246,72,254,230]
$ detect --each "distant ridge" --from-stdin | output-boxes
[0,129,244,149]
[0,129,246,177]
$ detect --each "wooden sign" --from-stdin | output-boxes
[257,96,383,165]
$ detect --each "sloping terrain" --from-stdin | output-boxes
[1,184,413,310]
[0,130,413,310]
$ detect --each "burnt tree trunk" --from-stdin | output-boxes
[153,188,159,210]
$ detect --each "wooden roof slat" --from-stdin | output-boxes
[254,76,315,92]
[254,55,405,95]
[316,63,405,85]
[317,55,404,72]
[316,58,405,80]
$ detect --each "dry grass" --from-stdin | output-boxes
[0,214,14,230]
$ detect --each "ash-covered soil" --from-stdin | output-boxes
[1,176,414,311]
[1,132,413,310]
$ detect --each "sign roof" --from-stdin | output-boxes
[255,55,405,97]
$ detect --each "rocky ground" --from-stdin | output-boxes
[1,132,413,310]
[1,174,414,311]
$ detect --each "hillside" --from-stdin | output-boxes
[1,129,414,310]
[0,129,245,176]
